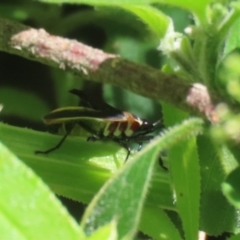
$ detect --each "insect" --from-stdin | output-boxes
[36,89,163,161]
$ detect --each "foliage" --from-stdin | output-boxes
[1,0,240,239]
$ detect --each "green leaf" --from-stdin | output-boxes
[169,137,200,240]
[0,142,81,240]
[39,0,211,24]
[222,16,240,56]
[0,117,204,239]
[81,135,160,238]
[0,123,174,209]
[161,102,188,127]
[87,221,118,240]
[222,167,240,210]
[220,2,240,56]
[36,0,210,24]
[198,136,238,235]
[139,206,183,240]
[0,122,118,203]
[121,5,170,37]
[38,1,171,38]
[155,0,210,24]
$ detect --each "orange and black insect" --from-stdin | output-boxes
[36,89,163,161]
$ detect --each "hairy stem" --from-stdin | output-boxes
[0,18,221,122]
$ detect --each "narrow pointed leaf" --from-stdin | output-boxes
[0,123,174,209]
[170,137,200,240]
[81,139,160,238]
[198,136,239,234]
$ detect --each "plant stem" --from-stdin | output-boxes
[0,18,222,122]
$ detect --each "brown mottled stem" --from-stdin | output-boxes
[0,18,220,122]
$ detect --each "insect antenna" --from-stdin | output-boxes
[152,119,165,134]
[153,119,163,127]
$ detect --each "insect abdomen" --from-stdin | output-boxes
[103,116,142,138]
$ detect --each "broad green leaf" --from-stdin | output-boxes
[0,142,81,240]
[198,136,238,235]
[139,206,183,240]
[169,137,200,240]
[0,123,173,209]
[0,117,204,239]
[0,122,118,203]
[81,118,203,238]
[81,136,160,238]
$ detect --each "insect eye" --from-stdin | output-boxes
[140,120,152,130]
[143,121,150,127]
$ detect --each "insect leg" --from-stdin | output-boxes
[114,140,131,161]
[77,121,100,141]
[126,135,154,152]
[158,157,168,171]
[137,143,143,151]
[35,124,74,155]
